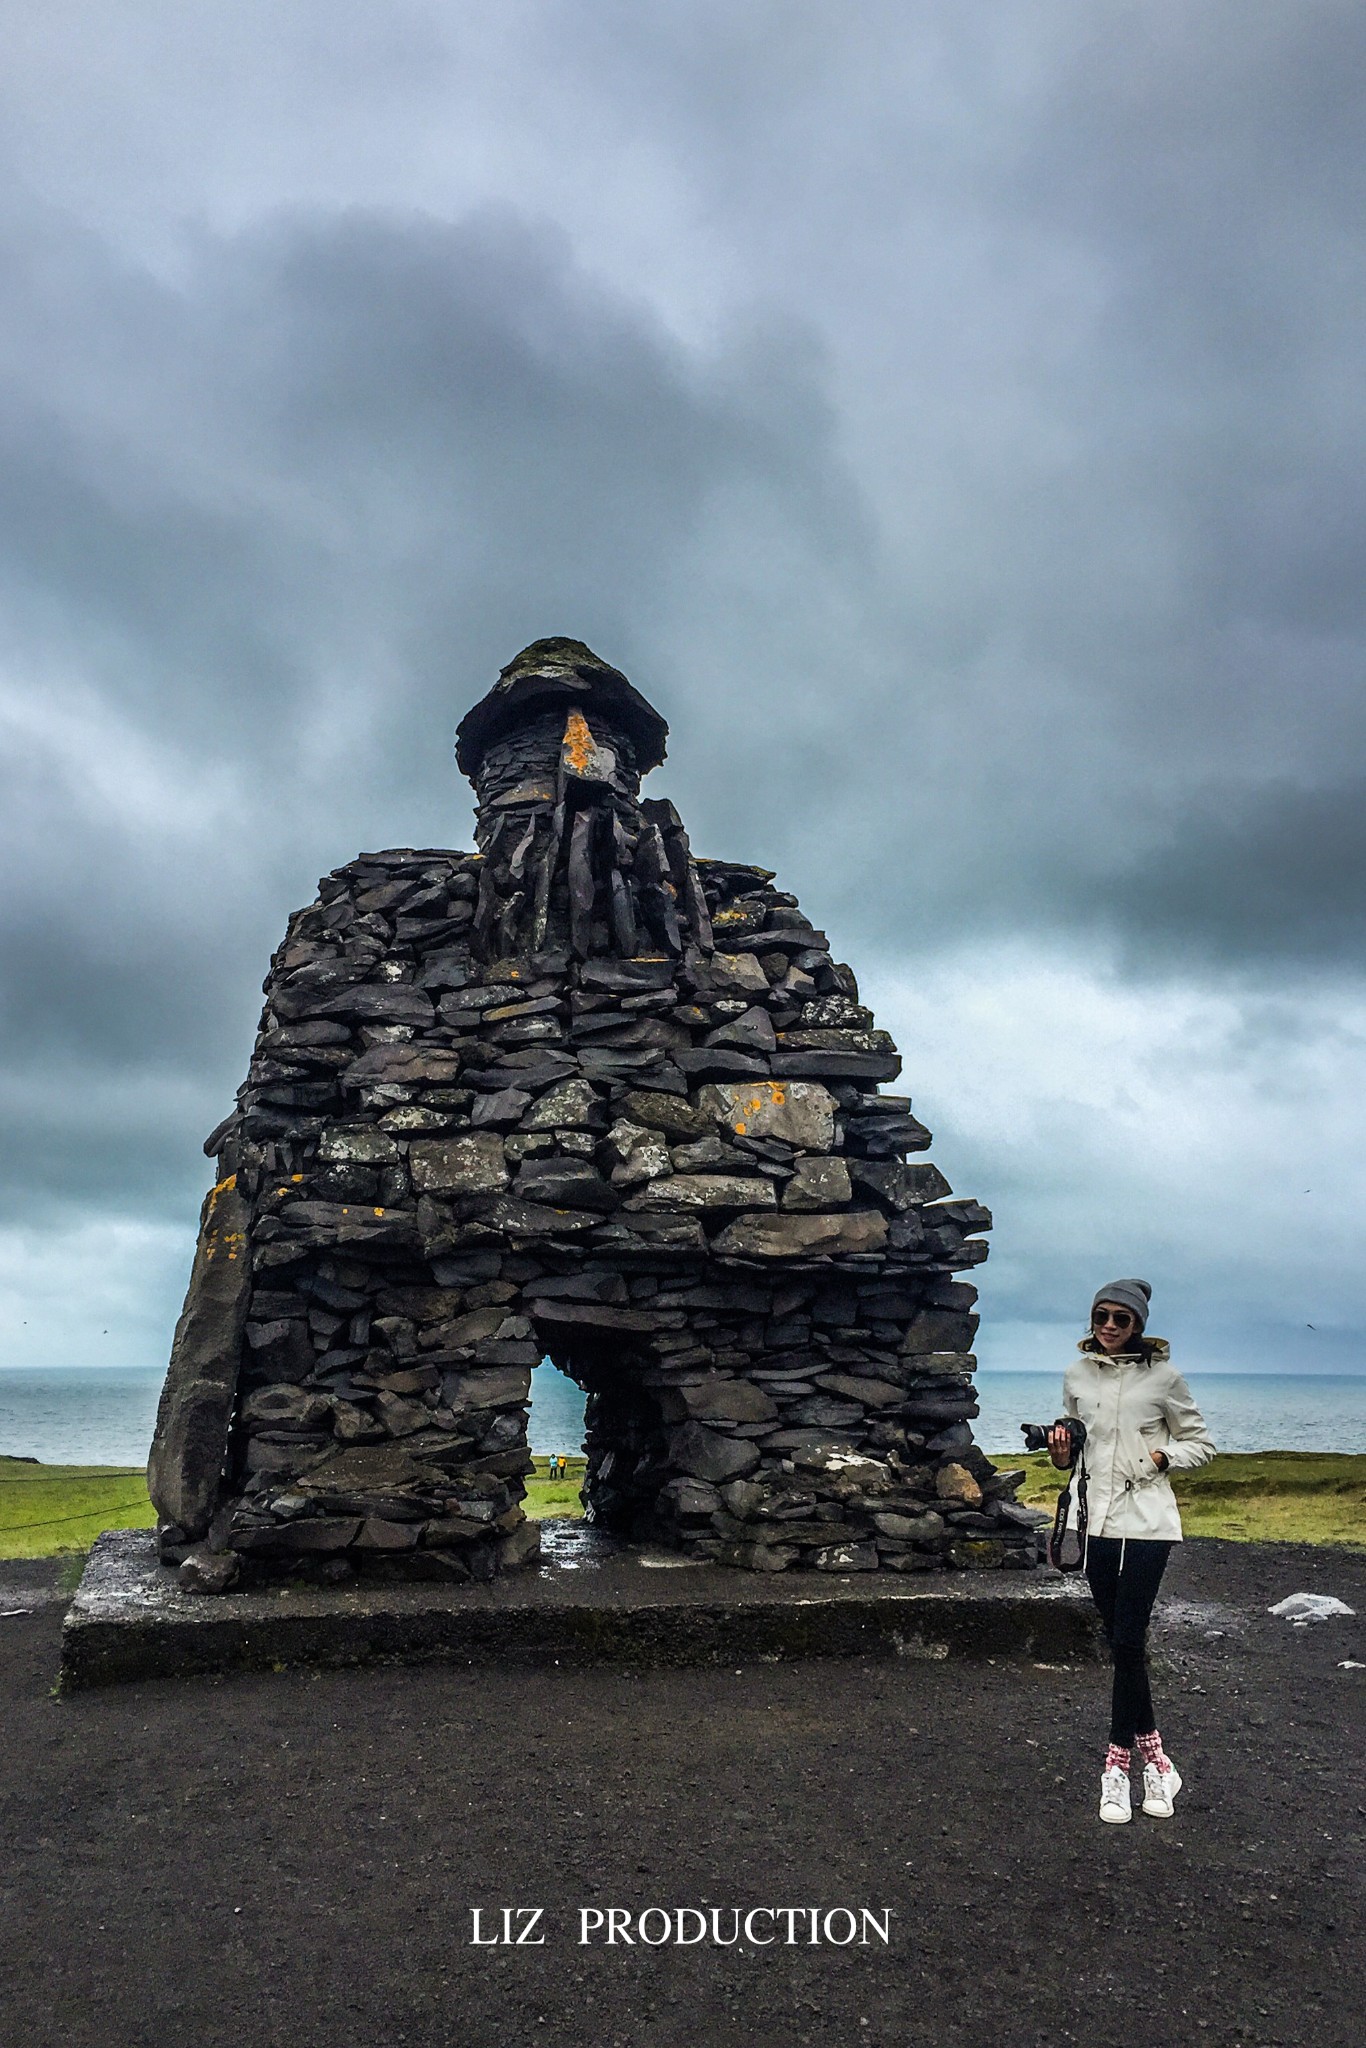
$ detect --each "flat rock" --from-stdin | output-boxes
[675,1049,772,1080]
[439,1366,534,1413]
[658,1378,778,1424]
[619,1090,712,1141]
[318,1125,403,1165]
[850,1159,952,1209]
[512,1158,618,1210]
[814,1372,904,1409]
[711,1209,889,1258]
[579,957,676,992]
[669,1423,762,1483]
[703,1006,778,1053]
[469,1087,533,1128]
[485,1197,601,1236]
[700,1080,836,1151]
[871,1510,945,1541]
[409,1132,509,1195]
[519,1078,604,1129]
[690,950,771,996]
[770,1049,901,1082]
[341,1044,463,1090]
[784,1156,852,1209]
[625,1174,778,1212]
[604,1119,672,1187]
[525,1299,656,1333]
[316,987,436,1029]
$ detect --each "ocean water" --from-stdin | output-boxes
[3,1363,1364,1467]
[0,1368,165,1468]
[525,1365,1366,1458]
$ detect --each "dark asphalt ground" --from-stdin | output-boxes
[1,1537,1362,2048]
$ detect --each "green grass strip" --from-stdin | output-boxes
[0,1461,155,1559]
[992,1449,1366,1549]
[4,1450,1362,1561]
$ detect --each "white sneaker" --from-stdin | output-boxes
[1142,1759,1182,1818]
[1099,1764,1132,1824]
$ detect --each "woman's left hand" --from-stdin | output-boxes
[1150,1449,1168,1471]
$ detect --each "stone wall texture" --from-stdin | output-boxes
[150,639,1035,1590]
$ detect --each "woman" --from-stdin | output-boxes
[1048,1279,1216,1825]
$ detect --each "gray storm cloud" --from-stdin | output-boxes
[0,1,1362,1372]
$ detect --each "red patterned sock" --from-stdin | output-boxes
[1136,1730,1170,1771]
[1104,1743,1131,1773]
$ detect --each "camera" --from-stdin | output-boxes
[1020,1416,1087,1457]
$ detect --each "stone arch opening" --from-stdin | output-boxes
[526,1356,587,1475]
[529,1313,669,1534]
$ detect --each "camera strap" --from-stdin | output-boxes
[1047,1457,1088,1573]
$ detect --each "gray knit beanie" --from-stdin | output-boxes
[1092,1278,1152,1331]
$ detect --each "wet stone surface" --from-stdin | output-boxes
[60,1526,1103,1687]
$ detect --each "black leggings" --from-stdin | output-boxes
[1084,1536,1173,1748]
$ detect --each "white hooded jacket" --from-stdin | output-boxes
[1062,1341,1216,1542]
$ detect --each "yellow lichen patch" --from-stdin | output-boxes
[203,1171,239,1231]
[726,1084,789,1139]
[373,1207,385,1217]
[736,1085,784,1115]
[561,708,595,773]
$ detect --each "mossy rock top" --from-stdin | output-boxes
[456,638,669,780]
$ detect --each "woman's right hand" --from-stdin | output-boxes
[1046,1425,1074,1469]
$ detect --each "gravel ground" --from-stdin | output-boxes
[1,1537,1362,2048]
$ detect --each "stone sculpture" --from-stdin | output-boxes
[149,638,1034,1589]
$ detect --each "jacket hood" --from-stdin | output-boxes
[1076,1336,1171,1363]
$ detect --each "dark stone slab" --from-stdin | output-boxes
[147,1179,253,1539]
[675,1048,771,1079]
[59,1528,1101,1689]
[511,1158,618,1210]
[770,1049,902,1082]
[579,957,676,992]
[315,987,437,1028]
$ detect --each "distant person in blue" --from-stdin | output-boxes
[1048,1279,1216,1826]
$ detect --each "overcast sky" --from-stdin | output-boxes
[2,1,1363,1384]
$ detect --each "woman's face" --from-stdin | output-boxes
[1091,1300,1138,1353]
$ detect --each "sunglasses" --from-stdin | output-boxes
[1092,1308,1135,1328]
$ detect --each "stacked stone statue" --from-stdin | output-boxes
[148,639,1035,1591]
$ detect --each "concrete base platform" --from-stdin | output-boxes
[60,1525,1103,1689]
